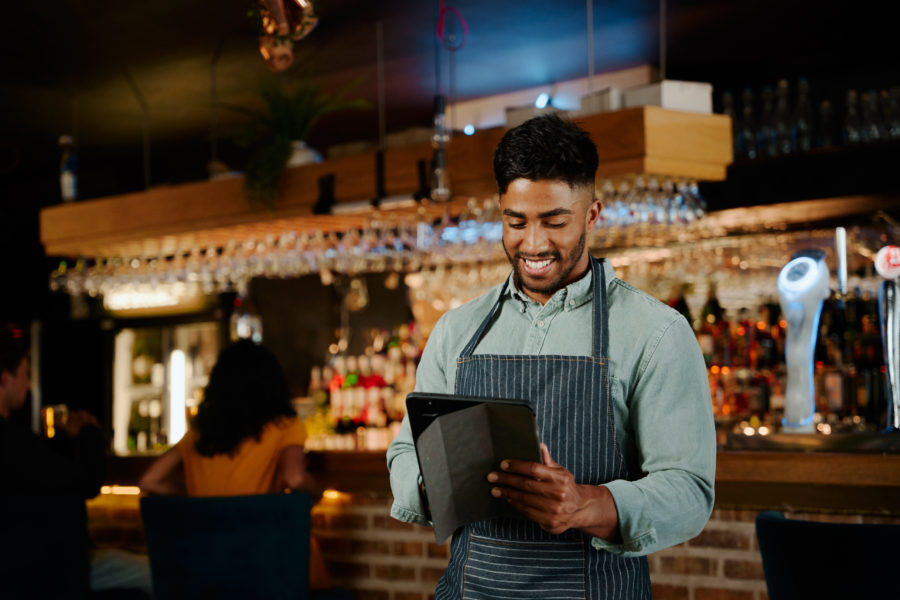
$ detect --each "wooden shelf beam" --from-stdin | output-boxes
[40,107,732,258]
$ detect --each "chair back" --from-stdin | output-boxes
[756,510,900,600]
[0,495,90,599]
[141,493,311,600]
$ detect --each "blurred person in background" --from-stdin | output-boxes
[0,323,104,495]
[140,339,330,590]
[2,323,152,598]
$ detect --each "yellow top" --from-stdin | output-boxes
[176,416,330,589]
[178,417,307,496]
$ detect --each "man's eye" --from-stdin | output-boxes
[545,221,567,228]
[507,222,526,229]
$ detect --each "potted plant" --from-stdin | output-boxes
[228,78,369,209]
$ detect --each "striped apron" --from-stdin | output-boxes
[434,256,651,600]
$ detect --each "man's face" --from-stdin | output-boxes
[2,358,30,413]
[500,178,600,304]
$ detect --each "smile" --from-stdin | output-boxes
[521,257,554,275]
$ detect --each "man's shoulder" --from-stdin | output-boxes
[608,277,687,331]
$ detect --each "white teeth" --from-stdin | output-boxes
[524,258,552,269]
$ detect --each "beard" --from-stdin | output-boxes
[503,229,588,298]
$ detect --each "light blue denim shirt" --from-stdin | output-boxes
[386,259,716,557]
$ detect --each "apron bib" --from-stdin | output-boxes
[435,256,651,600]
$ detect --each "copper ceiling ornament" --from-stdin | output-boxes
[257,0,318,71]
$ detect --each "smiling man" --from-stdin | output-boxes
[387,115,715,599]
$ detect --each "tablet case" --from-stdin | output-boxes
[406,392,542,543]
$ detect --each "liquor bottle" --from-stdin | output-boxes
[860,90,882,143]
[817,99,836,149]
[843,89,862,145]
[774,79,793,155]
[884,88,900,140]
[308,365,329,412]
[700,283,724,326]
[340,355,361,431]
[58,135,78,202]
[792,77,813,152]
[740,88,759,160]
[328,356,346,429]
[365,354,388,427]
[721,90,743,159]
[668,282,693,325]
[759,85,778,158]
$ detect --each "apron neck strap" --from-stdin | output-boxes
[459,255,610,359]
[590,255,609,359]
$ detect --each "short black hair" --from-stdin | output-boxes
[192,340,295,457]
[493,114,599,195]
[1,324,28,376]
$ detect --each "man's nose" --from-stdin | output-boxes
[521,224,549,254]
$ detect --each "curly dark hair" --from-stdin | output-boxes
[493,114,599,195]
[1,324,28,376]
[192,339,295,457]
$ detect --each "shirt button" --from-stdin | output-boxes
[536,320,545,328]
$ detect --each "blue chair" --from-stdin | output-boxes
[141,493,312,600]
[756,510,900,600]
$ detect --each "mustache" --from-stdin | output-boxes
[515,251,560,261]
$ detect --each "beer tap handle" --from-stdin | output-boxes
[835,227,847,308]
[874,246,900,432]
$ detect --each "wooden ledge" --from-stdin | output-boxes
[40,107,732,259]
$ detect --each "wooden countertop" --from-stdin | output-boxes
[107,449,900,514]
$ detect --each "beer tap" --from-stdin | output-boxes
[777,249,830,433]
[875,245,900,432]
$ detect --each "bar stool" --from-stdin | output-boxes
[755,510,899,600]
[141,493,312,600]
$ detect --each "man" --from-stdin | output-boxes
[0,324,104,496]
[387,115,715,598]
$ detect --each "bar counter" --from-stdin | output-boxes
[106,443,900,513]
[313,447,900,512]
[94,445,900,599]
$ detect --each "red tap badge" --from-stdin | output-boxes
[875,245,900,279]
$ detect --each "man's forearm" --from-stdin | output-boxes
[575,484,621,543]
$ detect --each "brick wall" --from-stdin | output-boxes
[85,493,900,600]
[312,493,449,600]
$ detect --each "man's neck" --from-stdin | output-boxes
[514,260,592,305]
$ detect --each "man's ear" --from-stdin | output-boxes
[585,195,602,229]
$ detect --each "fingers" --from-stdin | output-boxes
[540,443,559,467]
[488,470,544,494]
[498,458,561,481]
[495,487,571,535]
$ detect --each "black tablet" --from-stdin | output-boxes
[405,391,535,442]
[404,391,543,543]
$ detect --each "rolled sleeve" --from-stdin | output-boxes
[386,414,431,525]
[597,315,716,556]
[386,314,452,526]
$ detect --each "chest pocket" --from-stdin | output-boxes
[462,534,585,599]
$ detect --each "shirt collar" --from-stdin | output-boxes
[505,258,607,312]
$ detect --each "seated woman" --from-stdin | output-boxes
[140,339,329,589]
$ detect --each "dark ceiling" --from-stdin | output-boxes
[0,0,897,321]
[1,1,895,170]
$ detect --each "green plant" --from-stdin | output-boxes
[226,78,370,210]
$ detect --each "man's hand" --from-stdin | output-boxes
[58,409,99,438]
[487,443,621,541]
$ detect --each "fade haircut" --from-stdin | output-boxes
[493,114,599,195]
